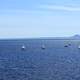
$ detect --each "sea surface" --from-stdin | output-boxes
[0,39,80,80]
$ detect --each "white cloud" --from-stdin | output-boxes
[40,5,80,11]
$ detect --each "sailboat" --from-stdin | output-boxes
[78,45,80,49]
[21,45,26,50]
[41,44,45,49]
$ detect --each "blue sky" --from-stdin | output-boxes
[0,0,80,38]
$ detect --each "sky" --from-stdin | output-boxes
[0,0,80,38]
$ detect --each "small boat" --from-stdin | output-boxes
[78,45,80,49]
[64,45,68,47]
[21,45,26,50]
[41,44,45,49]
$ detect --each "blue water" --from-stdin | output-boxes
[0,39,80,80]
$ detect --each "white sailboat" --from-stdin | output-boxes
[41,44,45,49]
[21,45,26,50]
[78,45,80,49]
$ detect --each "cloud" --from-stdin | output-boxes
[40,5,80,11]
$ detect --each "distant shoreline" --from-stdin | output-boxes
[0,37,80,40]
[0,35,80,40]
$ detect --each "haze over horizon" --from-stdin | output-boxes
[0,0,80,38]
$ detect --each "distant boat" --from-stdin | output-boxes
[41,44,45,49]
[64,45,68,47]
[64,43,71,47]
[21,45,26,50]
[78,45,80,49]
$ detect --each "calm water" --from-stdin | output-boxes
[0,39,80,80]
